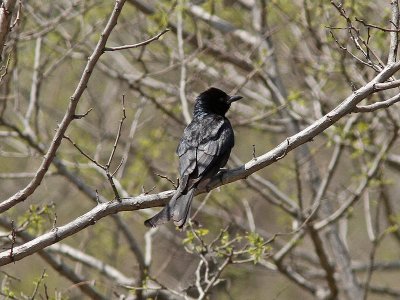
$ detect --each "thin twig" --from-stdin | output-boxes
[155,173,177,188]
[103,28,169,51]
[354,93,400,112]
[106,95,126,169]
[30,269,47,300]
[63,135,105,170]
[198,255,231,300]
[355,17,400,32]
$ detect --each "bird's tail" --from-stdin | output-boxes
[144,188,195,228]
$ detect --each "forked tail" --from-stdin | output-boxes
[144,188,195,228]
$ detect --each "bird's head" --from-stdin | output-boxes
[194,87,243,116]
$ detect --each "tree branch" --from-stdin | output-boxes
[0,0,127,213]
[0,0,17,59]
[103,28,169,51]
[354,93,400,112]
[2,61,400,266]
[388,0,399,64]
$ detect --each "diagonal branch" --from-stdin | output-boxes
[208,62,400,190]
[0,217,107,299]
[0,190,174,266]
[0,0,127,213]
[314,131,398,231]
[354,93,400,112]
[2,61,400,266]
[104,28,169,51]
[47,243,135,286]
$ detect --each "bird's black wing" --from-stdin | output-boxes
[176,115,234,191]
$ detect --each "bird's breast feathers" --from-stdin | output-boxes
[177,115,234,156]
[176,114,234,179]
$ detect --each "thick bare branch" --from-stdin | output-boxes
[0,218,107,299]
[0,190,174,266]
[0,0,127,213]
[2,61,400,266]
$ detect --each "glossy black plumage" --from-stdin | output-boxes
[144,87,242,228]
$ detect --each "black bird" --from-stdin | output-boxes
[144,87,243,228]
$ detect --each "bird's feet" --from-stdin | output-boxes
[216,168,228,182]
[205,168,228,192]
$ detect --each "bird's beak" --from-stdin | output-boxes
[228,95,243,103]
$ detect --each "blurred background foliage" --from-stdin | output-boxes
[1,0,400,299]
